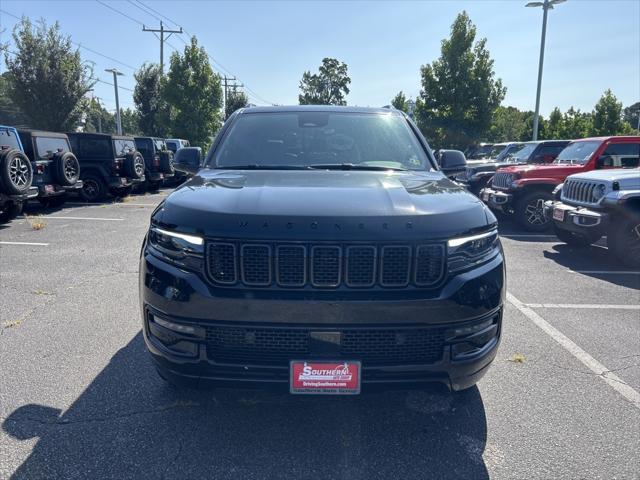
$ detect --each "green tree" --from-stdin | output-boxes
[560,107,592,139]
[225,86,249,119]
[84,98,115,133]
[133,63,169,136]
[488,106,529,142]
[623,101,640,132]
[0,72,29,126]
[161,37,222,148]
[3,18,95,131]
[391,91,408,113]
[120,108,141,136]
[546,107,563,139]
[298,57,351,105]
[415,11,505,149]
[591,90,625,136]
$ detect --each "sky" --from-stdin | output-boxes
[1,0,638,116]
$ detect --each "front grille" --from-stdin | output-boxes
[205,325,447,366]
[205,241,445,290]
[562,179,601,206]
[492,172,512,190]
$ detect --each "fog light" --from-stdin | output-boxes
[153,315,205,338]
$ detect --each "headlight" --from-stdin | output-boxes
[592,184,606,201]
[147,226,204,269]
[447,229,500,272]
[552,183,563,195]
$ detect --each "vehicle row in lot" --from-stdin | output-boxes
[0,125,191,220]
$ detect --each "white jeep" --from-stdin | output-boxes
[545,168,640,267]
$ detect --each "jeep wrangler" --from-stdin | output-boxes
[481,136,640,231]
[67,132,145,202]
[0,125,38,222]
[17,129,83,208]
[545,167,640,267]
[134,136,174,191]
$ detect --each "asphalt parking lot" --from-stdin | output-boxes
[0,190,638,480]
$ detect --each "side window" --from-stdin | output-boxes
[136,141,150,156]
[79,138,111,157]
[35,137,70,159]
[598,143,639,168]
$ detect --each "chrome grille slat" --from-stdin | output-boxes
[492,172,511,190]
[205,241,446,290]
[562,179,601,206]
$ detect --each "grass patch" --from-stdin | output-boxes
[26,215,46,230]
[508,353,526,363]
[2,319,22,329]
[32,289,53,296]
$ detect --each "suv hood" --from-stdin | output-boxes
[567,168,640,183]
[155,169,493,241]
[498,163,584,178]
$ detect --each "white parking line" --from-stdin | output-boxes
[0,241,49,246]
[45,216,124,221]
[568,270,640,275]
[500,234,557,238]
[64,202,156,207]
[507,292,640,410]
[525,303,640,310]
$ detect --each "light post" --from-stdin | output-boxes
[105,68,124,135]
[526,0,566,141]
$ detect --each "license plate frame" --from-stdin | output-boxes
[290,360,361,395]
[553,207,565,222]
[482,191,490,202]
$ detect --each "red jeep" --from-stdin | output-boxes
[480,136,640,231]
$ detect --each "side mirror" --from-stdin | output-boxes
[438,150,467,177]
[174,147,202,175]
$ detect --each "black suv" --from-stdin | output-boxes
[0,125,38,222]
[67,133,145,201]
[18,130,82,208]
[134,137,174,191]
[139,106,505,394]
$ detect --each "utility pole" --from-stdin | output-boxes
[222,75,244,119]
[105,68,124,135]
[142,21,183,73]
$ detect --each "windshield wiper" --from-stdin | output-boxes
[215,164,311,170]
[308,163,407,171]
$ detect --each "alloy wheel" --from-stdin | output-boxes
[525,198,548,226]
[83,179,99,200]
[134,156,145,177]
[64,157,78,181]
[9,156,30,188]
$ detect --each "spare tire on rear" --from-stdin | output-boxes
[124,151,145,179]
[52,151,81,186]
[159,150,174,174]
[0,149,33,195]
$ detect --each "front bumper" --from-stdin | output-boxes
[140,249,505,392]
[480,187,514,211]
[544,200,609,235]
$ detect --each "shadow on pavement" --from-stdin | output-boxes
[3,333,489,479]
[543,243,640,288]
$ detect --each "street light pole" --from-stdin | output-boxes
[105,68,124,135]
[526,0,566,141]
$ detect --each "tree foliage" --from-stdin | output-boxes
[225,86,249,119]
[591,89,626,136]
[391,91,408,113]
[3,18,95,131]
[415,11,505,149]
[623,101,640,132]
[84,98,115,134]
[161,37,222,149]
[134,63,169,137]
[299,57,351,105]
[0,72,29,126]
[120,108,141,136]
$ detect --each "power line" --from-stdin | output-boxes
[95,0,144,26]
[126,0,161,22]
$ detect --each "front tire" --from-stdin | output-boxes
[608,216,640,268]
[515,191,554,232]
[553,224,601,248]
[0,201,24,223]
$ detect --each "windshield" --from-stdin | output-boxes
[483,144,510,159]
[470,144,493,158]
[554,141,601,164]
[213,112,432,170]
[505,143,536,162]
[0,128,21,151]
[113,139,136,156]
[35,137,70,159]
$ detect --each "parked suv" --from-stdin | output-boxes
[18,129,82,208]
[481,137,639,231]
[67,133,145,201]
[134,137,175,191]
[165,138,191,186]
[546,168,640,266]
[455,142,525,195]
[140,106,505,394]
[0,125,38,222]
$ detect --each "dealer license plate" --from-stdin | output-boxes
[290,360,361,395]
[553,207,565,222]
